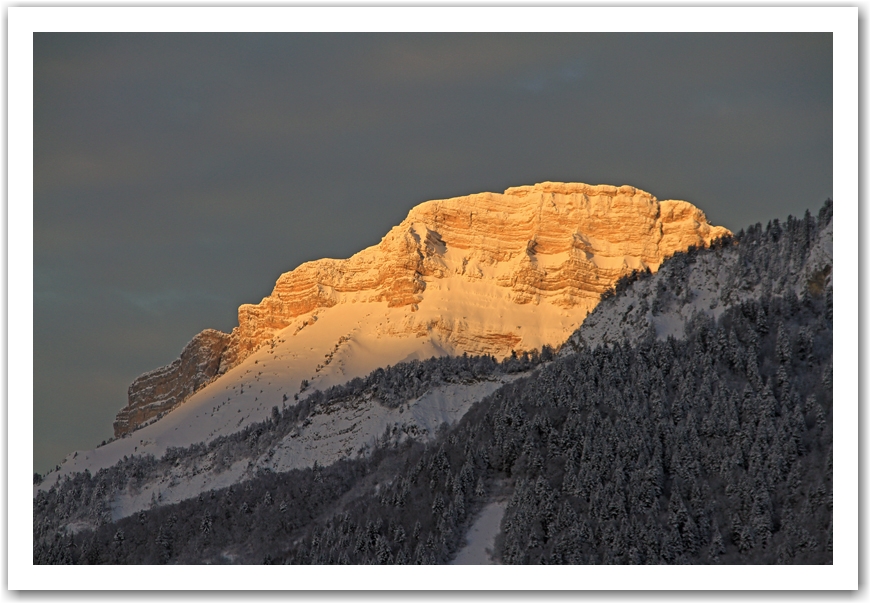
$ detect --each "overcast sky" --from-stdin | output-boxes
[33,33,832,473]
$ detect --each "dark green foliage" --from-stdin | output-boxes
[34,456,368,564]
[493,293,831,564]
[34,349,546,554]
[33,351,545,565]
[276,285,831,565]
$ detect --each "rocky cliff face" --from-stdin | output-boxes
[114,182,729,436]
[223,182,728,364]
[113,329,230,437]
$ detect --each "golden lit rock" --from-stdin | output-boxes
[113,329,230,437]
[115,182,730,436]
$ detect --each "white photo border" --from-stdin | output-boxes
[9,5,858,592]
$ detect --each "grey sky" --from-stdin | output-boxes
[33,33,832,474]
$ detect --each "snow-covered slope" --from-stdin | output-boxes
[39,298,519,492]
[39,181,729,499]
[33,201,834,567]
[101,377,512,522]
[114,181,728,438]
[569,213,832,350]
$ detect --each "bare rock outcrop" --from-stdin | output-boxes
[113,329,230,437]
[115,182,730,435]
[224,182,727,361]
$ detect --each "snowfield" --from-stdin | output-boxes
[451,501,507,565]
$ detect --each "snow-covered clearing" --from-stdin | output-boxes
[452,501,506,565]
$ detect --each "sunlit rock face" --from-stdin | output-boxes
[115,182,729,436]
[226,182,728,361]
[113,330,230,437]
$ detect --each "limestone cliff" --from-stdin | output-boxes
[114,182,729,436]
[113,330,230,437]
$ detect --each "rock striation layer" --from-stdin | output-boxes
[114,182,729,436]
[113,330,230,437]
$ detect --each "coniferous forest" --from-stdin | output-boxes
[34,202,833,564]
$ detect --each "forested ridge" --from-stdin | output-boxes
[33,352,547,564]
[34,201,833,564]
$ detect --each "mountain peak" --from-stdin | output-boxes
[503,181,655,199]
[114,182,729,437]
